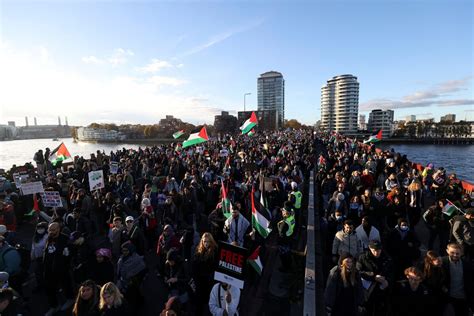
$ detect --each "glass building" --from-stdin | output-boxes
[257,71,285,129]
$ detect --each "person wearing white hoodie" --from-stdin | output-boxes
[355,216,381,251]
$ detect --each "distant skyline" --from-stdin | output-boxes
[0,0,472,127]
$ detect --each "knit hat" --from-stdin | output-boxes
[0,225,6,234]
[465,208,474,216]
[0,272,9,283]
[95,248,112,259]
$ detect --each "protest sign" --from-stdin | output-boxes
[110,161,119,174]
[214,242,248,289]
[41,191,63,208]
[88,170,105,191]
[219,149,229,157]
[20,181,44,195]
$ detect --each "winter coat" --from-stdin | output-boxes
[332,230,361,258]
[324,265,364,316]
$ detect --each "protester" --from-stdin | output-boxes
[208,282,240,316]
[223,207,250,248]
[72,280,101,316]
[99,282,131,316]
[451,208,474,261]
[332,219,361,262]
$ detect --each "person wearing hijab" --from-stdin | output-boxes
[88,248,114,287]
[156,225,181,275]
[116,242,146,310]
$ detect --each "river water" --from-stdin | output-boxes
[0,138,473,182]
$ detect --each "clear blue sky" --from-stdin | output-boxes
[1,0,472,126]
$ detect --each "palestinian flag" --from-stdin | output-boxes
[248,129,256,137]
[49,142,71,166]
[248,246,263,275]
[363,130,382,144]
[260,189,272,220]
[182,127,209,149]
[442,200,457,216]
[240,112,257,134]
[173,130,185,139]
[220,181,232,219]
[251,187,272,238]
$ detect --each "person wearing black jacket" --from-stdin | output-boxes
[356,240,394,316]
[43,222,74,315]
[441,243,474,316]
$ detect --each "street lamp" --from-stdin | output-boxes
[244,92,251,112]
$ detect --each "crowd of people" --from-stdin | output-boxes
[0,129,314,316]
[315,134,474,316]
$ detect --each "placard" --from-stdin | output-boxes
[88,170,105,191]
[214,242,248,289]
[20,181,44,195]
[41,191,63,208]
[110,161,119,174]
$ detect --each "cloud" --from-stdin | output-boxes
[82,48,134,66]
[138,58,173,73]
[107,48,134,66]
[178,18,264,57]
[361,77,473,110]
[82,56,104,64]
[0,43,223,126]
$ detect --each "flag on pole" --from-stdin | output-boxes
[251,187,272,238]
[49,142,71,166]
[182,127,209,149]
[248,246,263,275]
[173,130,185,139]
[240,112,258,134]
[442,200,457,216]
[220,181,232,219]
[363,130,383,144]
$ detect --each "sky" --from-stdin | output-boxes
[0,0,473,127]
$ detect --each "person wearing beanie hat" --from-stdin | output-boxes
[88,248,114,286]
[325,252,363,316]
[156,225,181,275]
[140,197,157,250]
[357,236,393,316]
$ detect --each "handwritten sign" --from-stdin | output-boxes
[110,161,119,174]
[214,242,248,289]
[41,191,63,208]
[88,170,105,191]
[20,181,44,195]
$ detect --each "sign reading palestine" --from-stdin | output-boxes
[214,241,248,289]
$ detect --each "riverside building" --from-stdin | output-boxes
[321,74,359,135]
[368,109,395,138]
[257,71,285,129]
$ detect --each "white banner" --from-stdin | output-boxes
[20,181,44,195]
[88,170,105,191]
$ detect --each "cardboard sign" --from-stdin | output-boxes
[214,242,248,289]
[41,191,63,208]
[88,170,105,191]
[110,161,119,174]
[20,181,44,195]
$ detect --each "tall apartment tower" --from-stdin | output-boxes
[321,74,359,135]
[258,71,285,129]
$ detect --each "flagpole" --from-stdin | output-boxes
[446,198,466,215]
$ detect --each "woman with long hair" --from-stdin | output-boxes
[324,253,363,316]
[99,282,131,316]
[406,180,423,230]
[72,280,101,316]
[421,251,446,316]
[192,233,218,316]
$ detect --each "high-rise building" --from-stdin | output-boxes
[359,114,367,130]
[321,74,359,135]
[368,109,394,138]
[406,115,416,122]
[214,111,238,134]
[440,114,456,123]
[257,71,284,129]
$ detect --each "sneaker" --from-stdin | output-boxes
[45,306,59,316]
[60,298,74,311]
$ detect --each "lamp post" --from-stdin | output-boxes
[244,92,251,112]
